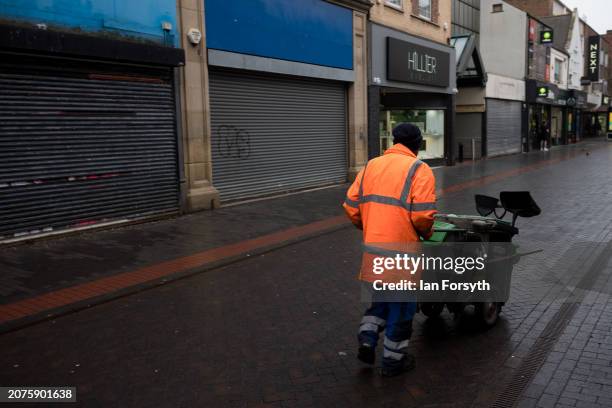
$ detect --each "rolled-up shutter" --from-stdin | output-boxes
[0,58,179,239]
[486,99,522,157]
[209,70,347,202]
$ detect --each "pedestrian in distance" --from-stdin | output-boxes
[594,118,602,137]
[343,123,437,377]
[538,120,550,152]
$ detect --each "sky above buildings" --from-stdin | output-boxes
[560,0,611,34]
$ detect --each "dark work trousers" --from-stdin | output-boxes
[358,301,416,369]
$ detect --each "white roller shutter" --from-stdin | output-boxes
[486,99,522,157]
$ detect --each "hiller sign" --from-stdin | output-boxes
[587,35,600,82]
[387,37,450,87]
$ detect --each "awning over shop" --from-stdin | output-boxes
[451,34,486,87]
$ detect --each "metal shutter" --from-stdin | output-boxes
[486,99,522,157]
[209,70,347,202]
[0,60,180,240]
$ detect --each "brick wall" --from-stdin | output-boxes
[369,0,450,45]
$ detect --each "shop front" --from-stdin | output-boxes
[582,93,604,138]
[0,24,185,241]
[368,23,456,166]
[204,0,362,202]
[525,80,572,149]
[565,90,587,143]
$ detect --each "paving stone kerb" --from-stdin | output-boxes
[0,141,610,407]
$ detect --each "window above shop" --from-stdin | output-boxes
[418,0,432,20]
[385,0,403,10]
[553,58,563,83]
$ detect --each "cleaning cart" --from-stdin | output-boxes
[418,191,541,326]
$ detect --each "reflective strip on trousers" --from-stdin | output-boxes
[384,337,410,351]
[361,315,386,326]
[383,348,406,361]
[359,322,379,333]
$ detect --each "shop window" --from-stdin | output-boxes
[379,109,445,160]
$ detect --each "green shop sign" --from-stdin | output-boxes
[537,86,549,97]
[540,30,553,44]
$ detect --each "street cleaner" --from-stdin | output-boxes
[343,123,437,377]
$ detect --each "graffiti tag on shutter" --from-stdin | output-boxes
[217,125,251,159]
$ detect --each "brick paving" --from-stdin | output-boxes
[0,141,611,407]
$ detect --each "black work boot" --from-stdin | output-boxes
[357,343,375,365]
[380,354,416,377]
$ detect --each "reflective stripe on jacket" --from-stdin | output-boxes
[342,144,437,281]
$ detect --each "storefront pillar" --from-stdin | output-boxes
[347,11,369,181]
[367,85,381,160]
[445,93,456,166]
[177,0,220,211]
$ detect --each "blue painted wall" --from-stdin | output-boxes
[205,0,353,70]
[0,0,178,46]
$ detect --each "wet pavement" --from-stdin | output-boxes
[1,140,612,407]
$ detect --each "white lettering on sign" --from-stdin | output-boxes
[589,43,599,74]
[407,51,437,74]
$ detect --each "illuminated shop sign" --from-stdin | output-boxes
[540,29,553,44]
[537,86,549,98]
[587,36,600,82]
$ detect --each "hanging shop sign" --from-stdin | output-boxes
[587,36,600,82]
[386,37,450,87]
[537,86,549,98]
[540,29,553,44]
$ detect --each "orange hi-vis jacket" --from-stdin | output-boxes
[343,144,437,282]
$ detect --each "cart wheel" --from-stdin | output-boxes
[420,302,444,318]
[476,302,501,327]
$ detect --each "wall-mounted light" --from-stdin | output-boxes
[187,28,202,45]
[162,21,172,32]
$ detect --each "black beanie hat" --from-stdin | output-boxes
[392,123,422,153]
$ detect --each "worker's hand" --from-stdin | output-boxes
[421,229,434,240]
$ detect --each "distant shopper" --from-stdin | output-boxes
[343,123,437,377]
[538,120,550,152]
[594,119,602,137]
